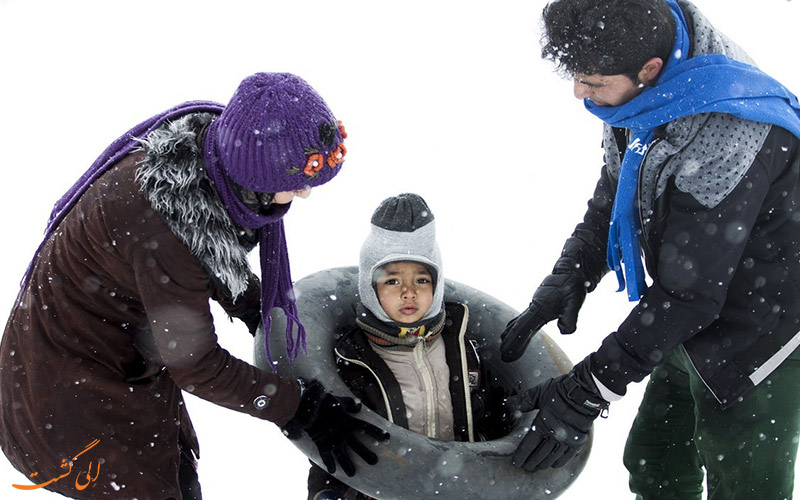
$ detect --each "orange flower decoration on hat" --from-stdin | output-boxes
[327,143,347,168]
[299,121,347,177]
[304,153,325,177]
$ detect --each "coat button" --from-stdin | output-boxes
[253,395,270,411]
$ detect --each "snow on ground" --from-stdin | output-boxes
[1,0,798,498]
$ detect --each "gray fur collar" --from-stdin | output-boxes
[602,0,771,212]
[135,112,251,298]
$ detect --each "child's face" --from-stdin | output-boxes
[375,262,434,324]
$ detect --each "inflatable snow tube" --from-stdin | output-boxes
[254,266,590,499]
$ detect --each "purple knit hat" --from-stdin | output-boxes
[204,72,346,193]
[202,73,346,368]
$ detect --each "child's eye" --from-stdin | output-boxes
[416,277,431,284]
[384,278,399,285]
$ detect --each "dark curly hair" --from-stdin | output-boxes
[541,0,676,81]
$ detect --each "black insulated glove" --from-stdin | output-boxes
[500,229,606,362]
[240,308,262,337]
[282,379,390,477]
[508,359,608,472]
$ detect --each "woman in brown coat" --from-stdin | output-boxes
[0,73,386,499]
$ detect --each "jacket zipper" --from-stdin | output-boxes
[636,137,660,269]
[456,307,475,442]
[334,348,395,423]
[680,345,723,405]
[635,137,723,405]
[413,339,438,438]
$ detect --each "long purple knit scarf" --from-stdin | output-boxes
[203,119,306,369]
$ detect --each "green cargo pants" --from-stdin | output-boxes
[623,347,800,499]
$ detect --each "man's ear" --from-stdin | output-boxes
[637,57,664,86]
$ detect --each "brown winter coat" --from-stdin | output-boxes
[0,114,301,499]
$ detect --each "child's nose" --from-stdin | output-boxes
[402,286,416,299]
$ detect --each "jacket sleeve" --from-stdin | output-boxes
[559,165,615,286]
[130,227,300,426]
[590,159,772,396]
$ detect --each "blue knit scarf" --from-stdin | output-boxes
[586,0,800,301]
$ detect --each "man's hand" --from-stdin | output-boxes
[500,257,590,362]
[508,360,608,471]
[282,379,390,476]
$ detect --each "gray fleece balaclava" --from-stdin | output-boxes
[358,193,444,325]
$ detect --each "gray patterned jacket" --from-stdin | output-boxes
[583,0,800,408]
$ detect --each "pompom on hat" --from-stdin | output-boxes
[204,72,346,194]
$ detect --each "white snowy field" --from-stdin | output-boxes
[1,0,798,498]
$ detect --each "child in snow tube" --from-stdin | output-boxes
[306,193,515,500]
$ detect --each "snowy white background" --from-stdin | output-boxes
[1,0,798,498]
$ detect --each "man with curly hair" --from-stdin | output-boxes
[501,1,800,498]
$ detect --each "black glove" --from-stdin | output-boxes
[508,359,608,472]
[240,309,262,337]
[501,229,607,362]
[500,260,586,361]
[282,379,390,477]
